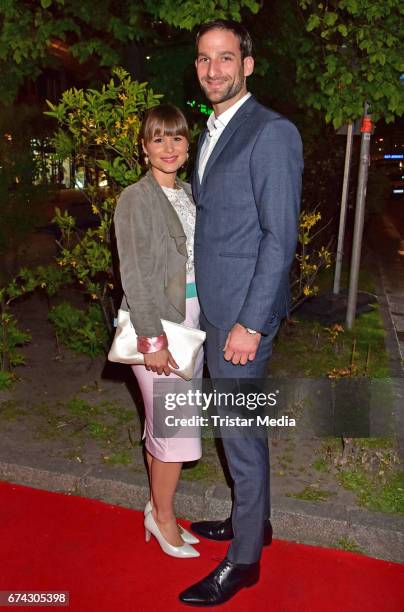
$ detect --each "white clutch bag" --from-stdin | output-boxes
[108,309,206,381]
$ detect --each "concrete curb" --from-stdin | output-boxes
[371,249,404,460]
[1,458,403,564]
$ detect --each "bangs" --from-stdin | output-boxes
[141,104,189,142]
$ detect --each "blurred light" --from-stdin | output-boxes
[393,189,404,194]
[4,133,12,141]
[186,100,212,116]
[384,154,404,159]
[146,56,151,60]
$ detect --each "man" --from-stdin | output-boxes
[179,20,303,606]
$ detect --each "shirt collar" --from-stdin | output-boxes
[206,92,251,136]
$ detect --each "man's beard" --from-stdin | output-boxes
[201,67,245,104]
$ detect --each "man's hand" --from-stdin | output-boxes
[223,323,261,365]
[144,349,179,376]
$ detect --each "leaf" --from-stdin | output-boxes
[307,14,321,32]
[337,24,348,37]
[324,12,338,27]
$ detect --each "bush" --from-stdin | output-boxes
[45,68,162,336]
[48,302,109,357]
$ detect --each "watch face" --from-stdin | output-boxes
[246,328,257,335]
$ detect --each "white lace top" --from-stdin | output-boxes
[161,185,195,275]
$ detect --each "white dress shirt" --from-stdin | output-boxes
[198,92,251,182]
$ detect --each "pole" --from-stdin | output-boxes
[333,122,354,294]
[346,103,372,329]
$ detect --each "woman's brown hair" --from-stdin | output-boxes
[140,104,190,143]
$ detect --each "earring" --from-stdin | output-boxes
[182,152,189,169]
[144,154,149,165]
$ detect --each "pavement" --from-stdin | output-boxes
[1,204,404,565]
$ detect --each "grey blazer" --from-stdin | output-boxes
[192,95,303,334]
[114,170,191,337]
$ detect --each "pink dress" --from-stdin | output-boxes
[131,185,203,462]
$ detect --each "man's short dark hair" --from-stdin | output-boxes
[195,19,253,60]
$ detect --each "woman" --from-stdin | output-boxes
[114,105,203,559]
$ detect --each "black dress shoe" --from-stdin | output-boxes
[190,517,273,546]
[179,558,259,606]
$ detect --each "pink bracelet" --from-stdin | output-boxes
[137,333,168,354]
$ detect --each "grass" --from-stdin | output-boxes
[271,307,389,378]
[353,437,394,449]
[316,263,376,295]
[287,485,335,502]
[334,538,364,554]
[0,400,25,420]
[273,258,389,378]
[337,468,404,515]
[24,397,139,455]
[181,460,221,482]
[312,457,330,472]
[87,421,116,440]
[102,451,133,465]
[66,398,100,415]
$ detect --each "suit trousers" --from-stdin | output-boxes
[200,312,280,564]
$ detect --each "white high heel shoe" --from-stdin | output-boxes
[144,511,200,558]
[144,500,199,545]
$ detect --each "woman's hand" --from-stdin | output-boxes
[144,349,179,376]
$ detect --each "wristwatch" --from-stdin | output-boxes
[245,327,257,335]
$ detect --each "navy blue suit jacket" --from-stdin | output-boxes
[192,95,303,334]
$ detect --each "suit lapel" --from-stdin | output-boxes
[200,96,256,187]
[193,127,208,199]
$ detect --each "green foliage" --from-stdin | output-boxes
[0,264,69,379]
[292,211,333,308]
[288,486,335,502]
[36,265,71,297]
[46,68,162,334]
[46,67,161,188]
[0,1,137,103]
[0,1,258,103]
[48,301,109,357]
[335,538,363,553]
[312,457,330,472]
[297,0,404,126]
[102,451,133,465]
[0,312,31,372]
[338,469,404,514]
[0,267,41,377]
[146,0,260,30]
[66,398,98,415]
[272,306,389,378]
[0,371,14,390]
[0,265,67,309]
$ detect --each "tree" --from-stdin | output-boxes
[0,0,259,104]
[296,0,404,127]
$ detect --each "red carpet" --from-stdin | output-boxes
[0,481,403,611]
